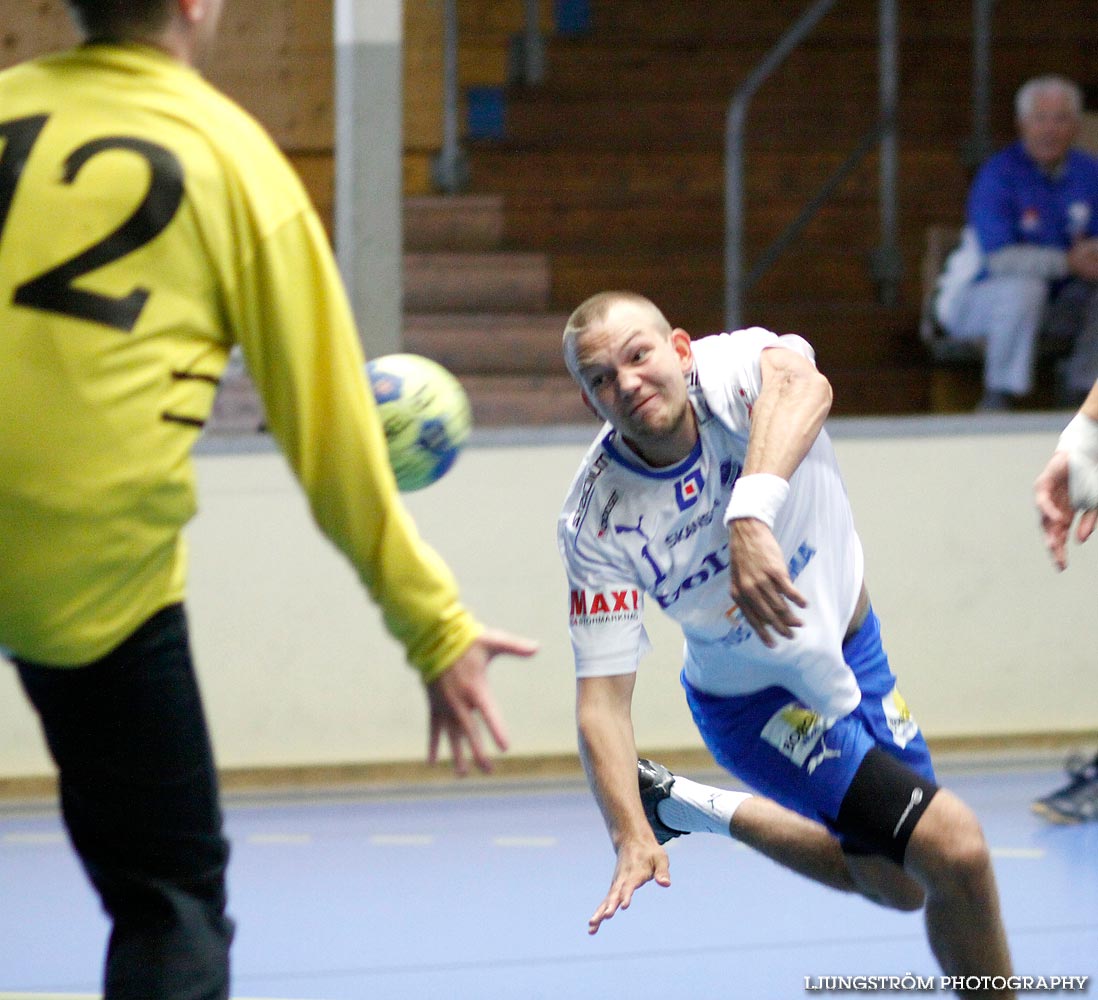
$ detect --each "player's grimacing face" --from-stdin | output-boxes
[572,302,694,449]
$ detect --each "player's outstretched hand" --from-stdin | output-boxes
[1035,450,1098,571]
[728,518,806,646]
[587,838,671,935]
[1036,451,1075,570]
[426,628,538,776]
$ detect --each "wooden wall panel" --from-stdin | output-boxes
[0,1,530,200]
[403,151,434,197]
[287,151,334,234]
[0,2,332,152]
[458,0,554,38]
[202,0,333,152]
[0,2,77,67]
[404,0,444,152]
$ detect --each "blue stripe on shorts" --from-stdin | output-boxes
[681,608,935,834]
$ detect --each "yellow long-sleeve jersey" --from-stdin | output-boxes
[0,43,479,677]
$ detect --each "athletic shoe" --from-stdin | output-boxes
[1031,752,1098,824]
[637,758,688,845]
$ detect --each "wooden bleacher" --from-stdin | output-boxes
[5,2,1095,423]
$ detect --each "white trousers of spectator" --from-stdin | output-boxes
[941,274,1047,396]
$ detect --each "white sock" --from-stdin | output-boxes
[656,774,752,837]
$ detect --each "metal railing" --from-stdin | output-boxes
[432,0,544,193]
[725,0,998,329]
[430,0,998,306]
[517,0,546,86]
[724,0,900,329]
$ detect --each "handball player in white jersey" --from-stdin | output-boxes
[558,291,1015,995]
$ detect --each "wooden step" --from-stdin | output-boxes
[587,0,1088,45]
[403,251,552,312]
[589,2,884,46]
[823,364,932,416]
[500,194,728,250]
[497,194,965,255]
[457,0,554,40]
[548,249,925,319]
[541,53,877,106]
[206,347,934,428]
[543,40,863,98]
[503,94,979,150]
[403,312,570,374]
[458,374,598,426]
[469,147,960,201]
[739,302,924,368]
[404,304,924,377]
[470,147,720,197]
[404,194,505,252]
[459,367,935,425]
[751,254,928,306]
[312,160,970,255]
[542,38,1090,99]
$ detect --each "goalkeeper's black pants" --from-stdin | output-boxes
[15,602,234,1000]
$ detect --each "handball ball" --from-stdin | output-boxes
[367,353,472,492]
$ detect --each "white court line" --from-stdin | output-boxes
[492,836,558,848]
[991,846,1046,859]
[369,833,434,845]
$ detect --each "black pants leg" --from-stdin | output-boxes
[15,603,234,1000]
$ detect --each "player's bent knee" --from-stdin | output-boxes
[905,790,993,892]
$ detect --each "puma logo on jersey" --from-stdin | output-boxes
[807,737,842,775]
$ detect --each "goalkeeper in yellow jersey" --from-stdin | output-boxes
[0,1,537,996]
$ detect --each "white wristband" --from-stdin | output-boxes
[723,473,790,530]
[1057,411,1098,510]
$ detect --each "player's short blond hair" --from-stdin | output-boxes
[562,291,672,378]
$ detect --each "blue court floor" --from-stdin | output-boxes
[1,760,1095,1000]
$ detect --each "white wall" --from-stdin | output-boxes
[2,415,1095,779]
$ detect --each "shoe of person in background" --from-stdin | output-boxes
[1032,752,1098,823]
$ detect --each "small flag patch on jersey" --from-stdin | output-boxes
[675,469,704,510]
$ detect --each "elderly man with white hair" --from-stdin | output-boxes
[936,75,1098,410]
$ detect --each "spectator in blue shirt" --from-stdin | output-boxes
[935,75,1098,411]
